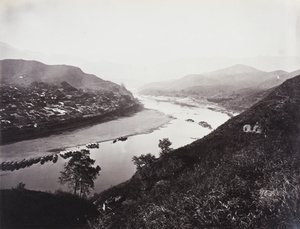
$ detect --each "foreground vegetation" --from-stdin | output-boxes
[1,149,102,229]
[91,75,300,228]
[0,187,98,229]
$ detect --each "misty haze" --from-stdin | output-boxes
[1,1,300,228]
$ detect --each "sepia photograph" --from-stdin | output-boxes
[0,0,300,228]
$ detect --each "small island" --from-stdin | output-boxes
[186,118,195,123]
[198,121,213,129]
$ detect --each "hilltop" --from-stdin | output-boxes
[92,74,300,228]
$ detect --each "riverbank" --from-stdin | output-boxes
[49,109,174,154]
[1,108,173,162]
[1,103,143,145]
[138,95,237,118]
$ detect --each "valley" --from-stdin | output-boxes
[1,1,299,227]
[1,58,300,229]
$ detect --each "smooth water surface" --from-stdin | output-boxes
[0,95,232,193]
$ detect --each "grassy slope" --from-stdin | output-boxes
[93,75,300,228]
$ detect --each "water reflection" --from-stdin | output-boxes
[0,154,58,172]
[0,148,101,197]
[0,142,101,172]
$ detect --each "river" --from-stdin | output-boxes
[0,95,233,193]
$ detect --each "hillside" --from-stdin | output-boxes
[0,59,141,144]
[0,59,130,94]
[92,75,300,228]
[140,65,299,112]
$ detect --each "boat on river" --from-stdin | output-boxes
[86,142,99,149]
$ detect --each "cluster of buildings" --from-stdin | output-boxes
[1,81,136,133]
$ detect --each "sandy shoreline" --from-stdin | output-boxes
[49,109,173,153]
[1,109,172,161]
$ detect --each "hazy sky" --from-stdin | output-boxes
[0,0,299,65]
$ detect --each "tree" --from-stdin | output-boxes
[15,182,26,191]
[59,150,101,197]
[132,153,156,181]
[158,138,172,156]
[132,153,156,171]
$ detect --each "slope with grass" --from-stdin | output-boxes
[93,74,300,228]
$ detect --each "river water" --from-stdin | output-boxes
[0,95,232,193]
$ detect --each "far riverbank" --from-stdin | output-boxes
[1,103,143,145]
[1,108,172,161]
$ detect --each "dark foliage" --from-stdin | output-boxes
[158,138,173,156]
[0,189,99,229]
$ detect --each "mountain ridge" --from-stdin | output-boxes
[140,64,287,91]
[206,64,262,76]
[2,41,300,88]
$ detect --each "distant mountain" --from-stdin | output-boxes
[140,64,291,91]
[2,41,300,88]
[259,69,300,89]
[0,42,36,60]
[93,74,300,228]
[209,64,260,75]
[140,64,300,111]
[0,59,130,95]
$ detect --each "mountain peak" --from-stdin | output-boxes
[208,64,262,76]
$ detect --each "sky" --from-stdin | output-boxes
[0,0,299,65]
